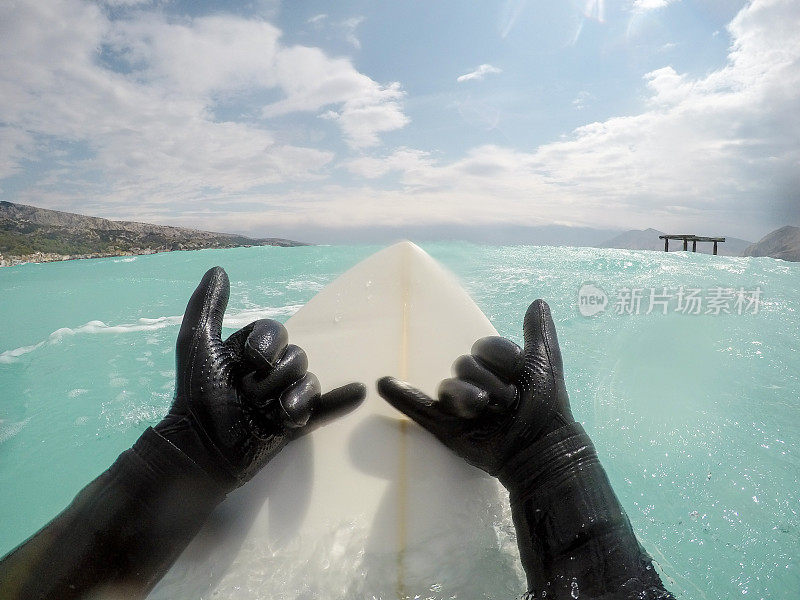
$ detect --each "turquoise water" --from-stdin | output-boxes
[1,243,798,599]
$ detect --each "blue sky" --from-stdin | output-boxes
[0,0,797,242]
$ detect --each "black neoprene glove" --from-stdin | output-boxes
[155,266,367,491]
[378,299,674,600]
[0,267,366,600]
[378,298,573,476]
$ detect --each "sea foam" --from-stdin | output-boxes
[0,306,303,363]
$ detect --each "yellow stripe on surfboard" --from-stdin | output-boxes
[397,244,410,599]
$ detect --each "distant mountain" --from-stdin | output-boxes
[288,223,623,246]
[742,226,800,262]
[0,201,306,265]
[597,228,751,257]
[597,228,667,252]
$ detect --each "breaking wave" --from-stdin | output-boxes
[0,304,303,363]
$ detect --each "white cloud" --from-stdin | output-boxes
[107,15,284,96]
[346,148,433,179]
[499,0,527,39]
[0,5,332,204]
[261,45,407,147]
[456,64,503,83]
[288,0,799,237]
[307,14,364,49]
[572,90,594,110]
[0,1,408,211]
[581,0,606,22]
[1,0,797,240]
[0,127,33,179]
[632,0,679,11]
[114,13,403,147]
[643,66,694,105]
[316,82,408,148]
[341,16,364,49]
[100,0,154,5]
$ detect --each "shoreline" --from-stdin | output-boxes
[0,245,279,267]
[0,202,309,267]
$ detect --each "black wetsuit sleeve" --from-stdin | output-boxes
[499,423,675,600]
[0,427,226,600]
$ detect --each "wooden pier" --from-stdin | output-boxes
[659,234,726,255]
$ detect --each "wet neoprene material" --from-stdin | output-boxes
[154,266,362,491]
[0,427,224,599]
[0,267,365,599]
[378,299,675,599]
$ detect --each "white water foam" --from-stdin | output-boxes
[222,304,304,328]
[0,342,46,363]
[0,305,304,363]
[0,418,31,444]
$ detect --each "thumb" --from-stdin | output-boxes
[177,267,230,355]
[522,299,564,378]
[377,376,448,436]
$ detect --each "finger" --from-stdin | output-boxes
[241,344,307,403]
[453,355,517,412]
[438,378,489,419]
[471,336,525,383]
[178,267,229,351]
[303,382,367,434]
[377,376,448,435]
[277,372,321,429]
[522,299,564,378]
[223,321,257,363]
[244,320,289,370]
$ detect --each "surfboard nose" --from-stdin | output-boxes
[386,239,425,255]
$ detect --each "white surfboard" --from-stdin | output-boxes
[150,241,523,599]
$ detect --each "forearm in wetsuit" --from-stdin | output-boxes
[0,428,225,599]
[378,299,674,599]
[0,267,365,600]
[499,423,673,599]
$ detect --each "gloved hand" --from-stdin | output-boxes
[379,300,675,599]
[156,266,366,491]
[377,299,575,479]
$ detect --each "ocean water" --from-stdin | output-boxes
[0,243,798,599]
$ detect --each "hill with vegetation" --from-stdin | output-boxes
[742,226,800,262]
[0,201,306,265]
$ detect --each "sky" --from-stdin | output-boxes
[0,0,798,243]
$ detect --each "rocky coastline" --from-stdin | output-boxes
[0,201,307,267]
